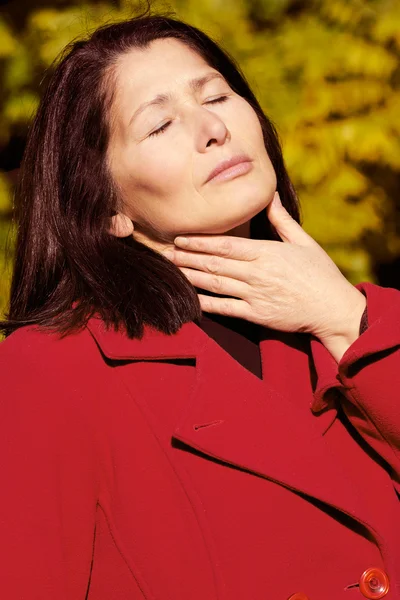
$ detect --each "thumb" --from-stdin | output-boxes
[266,191,313,245]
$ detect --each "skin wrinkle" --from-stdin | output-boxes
[128,72,227,127]
[106,37,277,251]
[103,38,367,362]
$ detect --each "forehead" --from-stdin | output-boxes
[113,38,216,103]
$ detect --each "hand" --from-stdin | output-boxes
[163,192,367,343]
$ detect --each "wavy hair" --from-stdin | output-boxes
[1,2,300,338]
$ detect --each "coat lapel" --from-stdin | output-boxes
[86,317,384,541]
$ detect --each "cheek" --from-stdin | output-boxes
[120,143,191,202]
[231,102,265,151]
[229,101,276,189]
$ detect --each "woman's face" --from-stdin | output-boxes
[107,38,277,244]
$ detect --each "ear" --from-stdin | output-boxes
[109,212,134,238]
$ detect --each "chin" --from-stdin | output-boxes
[217,205,268,235]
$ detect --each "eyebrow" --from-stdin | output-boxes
[128,72,227,126]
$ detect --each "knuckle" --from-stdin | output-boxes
[219,238,233,256]
[200,297,210,311]
[222,299,233,315]
[206,256,221,274]
[194,240,205,252]
[210,275,222,292]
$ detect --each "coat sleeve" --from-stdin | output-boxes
[0,327,100,599]
[310,281,400,494]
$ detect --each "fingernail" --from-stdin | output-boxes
[164,249,173,260]
[274,191,282,206]
[174,236,188,247]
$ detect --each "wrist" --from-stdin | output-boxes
[317,290,367,363]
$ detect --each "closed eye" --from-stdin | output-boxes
[148,95,229,138]
[148,122,171,137]
[206,95,229,106]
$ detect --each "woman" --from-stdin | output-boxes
[0,7,399,600]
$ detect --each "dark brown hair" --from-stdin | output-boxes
[1,2,300,339]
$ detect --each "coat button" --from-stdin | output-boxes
[287,594,309,600]
[359,567,390,599]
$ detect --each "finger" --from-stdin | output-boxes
[267,191,318,247]
[173,234,260,261]
[169,249,252,283]
[179,267,250,299]
[197,294,251,319]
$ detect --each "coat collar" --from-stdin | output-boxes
[86,313,388,546]
[86,317,206,361]
[86,315,340,411]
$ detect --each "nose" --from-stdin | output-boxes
[196,107,230,152]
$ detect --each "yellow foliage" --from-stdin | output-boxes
[0,172,12,214]
[3,43,32,91]
[0,16,17,57]
[3,91,40,125]
[326,245,373,285]
[1,0,400,310]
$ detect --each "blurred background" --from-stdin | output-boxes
[0,0,400,324]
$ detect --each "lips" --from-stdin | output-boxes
[205,154,252,183]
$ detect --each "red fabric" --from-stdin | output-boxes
[0,281,399,600]
[197,312,262,378]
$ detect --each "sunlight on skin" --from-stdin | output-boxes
[105,38,366,362]
[168,193,367,364]
[106,37,276,253]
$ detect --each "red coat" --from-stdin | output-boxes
[0,281,399,600]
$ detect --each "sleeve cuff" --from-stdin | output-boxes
[338,281,400,378]
[310,281,400,412]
